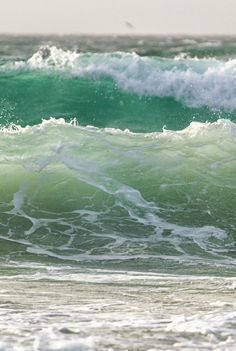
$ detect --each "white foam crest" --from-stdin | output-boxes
[28,45,80,69]
[174,53,217,61]
[13,46,236,110]
[0,117,78,135]
[149,118,236,140]
[104,118,236,142]
[1,117,236,151]
[113,57,236,111]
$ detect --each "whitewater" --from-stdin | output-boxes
[0,35,236,350]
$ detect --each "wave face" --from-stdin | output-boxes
[0,35,236,274]
[0,118,235,273]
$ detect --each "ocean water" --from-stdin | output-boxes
[0,35,236,350]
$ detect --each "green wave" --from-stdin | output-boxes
[0,70,231,132]
[0,119,235,273]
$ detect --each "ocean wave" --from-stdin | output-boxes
[0,118,235,270]
[7,46,236,111]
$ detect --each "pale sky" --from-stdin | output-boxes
[0,0,235,35]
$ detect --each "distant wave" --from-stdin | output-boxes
[6,45,236,111]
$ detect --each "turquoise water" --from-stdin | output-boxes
[0,35,236,350]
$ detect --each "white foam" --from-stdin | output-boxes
[167,310,236,340]
[0,272,235,351]
[28,46,79,69]
[0,117,77,134]
[1,115,236,142]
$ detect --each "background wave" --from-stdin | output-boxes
[0,45,235,131]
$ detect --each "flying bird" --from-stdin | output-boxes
[125,21,135,30]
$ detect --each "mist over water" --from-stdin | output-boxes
[0,35,236,351]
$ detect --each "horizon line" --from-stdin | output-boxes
[0,32,236,37]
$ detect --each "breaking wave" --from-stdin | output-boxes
[8,45,236,111]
